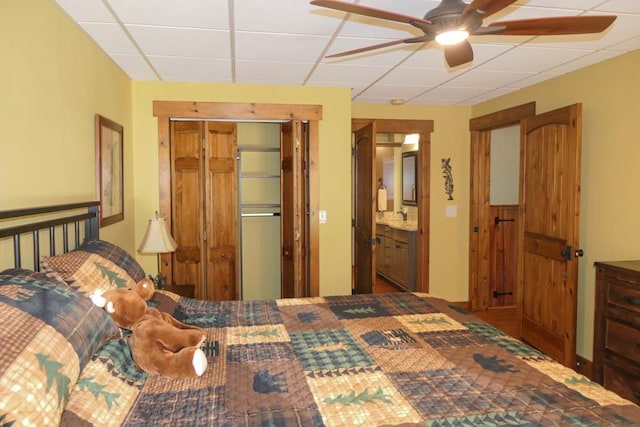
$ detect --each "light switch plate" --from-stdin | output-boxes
[319,210,327,224]
[445,205,457,218]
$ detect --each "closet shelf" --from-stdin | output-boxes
[238,146,280,152]
[240,173,280,179]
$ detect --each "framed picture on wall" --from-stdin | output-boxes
[95,114,124,227]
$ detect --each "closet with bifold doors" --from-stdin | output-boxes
[169,120,304,302]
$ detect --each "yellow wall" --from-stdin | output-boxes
[131,82,353,297]
[352,104,472,301]
[472,50,640,359]
[6,0,638,361]
[0,0,133,253]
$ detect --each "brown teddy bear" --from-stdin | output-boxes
[91,278,207,379]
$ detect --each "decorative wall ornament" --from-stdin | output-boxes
[441,158,454,200]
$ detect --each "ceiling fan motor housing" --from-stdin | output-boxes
[423,0,483,35]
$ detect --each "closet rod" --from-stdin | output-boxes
[241,212,281,217]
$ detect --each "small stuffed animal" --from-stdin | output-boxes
[91,278,207,379]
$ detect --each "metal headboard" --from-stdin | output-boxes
[0,201,99,271]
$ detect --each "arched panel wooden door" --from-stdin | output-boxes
[519,103,583,368]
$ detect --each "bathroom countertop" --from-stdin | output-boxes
[376,218,418,232]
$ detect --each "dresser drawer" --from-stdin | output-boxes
[606,318,640,361]
[604,364,640,405]
[608,282,640,315]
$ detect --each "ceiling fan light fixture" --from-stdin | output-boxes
[435,29,469,45]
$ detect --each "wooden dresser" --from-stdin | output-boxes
[593,260,640,404]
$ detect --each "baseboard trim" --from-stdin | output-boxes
[575,355,593,380]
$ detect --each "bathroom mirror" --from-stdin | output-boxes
[402,151,417,206]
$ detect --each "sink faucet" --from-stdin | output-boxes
[397,210,408,221]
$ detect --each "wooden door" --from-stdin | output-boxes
[204,122,238,301]
[354,123,376,294]
[469,103,536,337]
[171,121,205,294]
[280,120,307,298]
[519,104,582,368]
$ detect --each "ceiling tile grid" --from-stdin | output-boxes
[52,0,640,105]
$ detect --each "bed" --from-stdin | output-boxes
[1,202,639,426]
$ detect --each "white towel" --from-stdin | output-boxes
[377,188,387,211]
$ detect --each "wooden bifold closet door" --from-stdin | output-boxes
[170,121,238,301]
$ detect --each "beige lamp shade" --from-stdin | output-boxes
[138,216,177,254]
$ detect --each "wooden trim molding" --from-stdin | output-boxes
[469,102,536,131]
[153,101,322,121]
[154,100,321,298]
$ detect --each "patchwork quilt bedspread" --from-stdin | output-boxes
[61,292,640,426]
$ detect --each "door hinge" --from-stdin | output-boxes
[203,231,207,241]
[295,231,300,241]
[295,137,300,149]
[202,137,206,150]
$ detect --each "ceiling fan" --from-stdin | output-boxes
[310,0,617,67]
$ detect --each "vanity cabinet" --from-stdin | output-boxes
[376,225,416,291]
[593,260,640,405]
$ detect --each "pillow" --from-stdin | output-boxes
[40,239,146,296]
[0,269,121,426]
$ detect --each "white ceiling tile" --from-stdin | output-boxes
[377,66,461,87]
[54,0,115,23]
[235,32,329,62]
[110,54,158,80]
[126,25,230,58]
[235,60,312,85]
[148,56,232,82]
[513,0,605,10]
[357,85,431,100]
[607,34,640,51]
[420,86,495,101]
[476,46,592,73]
[307,63,390,86]
[238,0,340,36]
[107,0,228,29]
[506,73,562,89]
[50,0,640,103]
[595,0,640,14]
[546,50,626,74]
[447,69,535,88]
[80,23,138,55]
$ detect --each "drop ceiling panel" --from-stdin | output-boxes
[235,32,329,62]
[48,0,640,105]
[236,60,313,84]
[149,56,232,82]
[53,0,115,23]
[476,46,593,73]
[108,0,228,29]
[126,25,230,58]
[110,54,158,80]
[79,23,138,55]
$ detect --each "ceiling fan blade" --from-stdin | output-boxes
[463,0,518,18]
[326,37,428,58]
[489,15,616,35]
[444,40,474,67]
[310,0,430,26]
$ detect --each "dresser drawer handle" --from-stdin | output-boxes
[622,295,640,306]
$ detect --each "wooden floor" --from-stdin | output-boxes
[374,275,404,294]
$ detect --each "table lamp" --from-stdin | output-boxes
[138,212,177,289]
